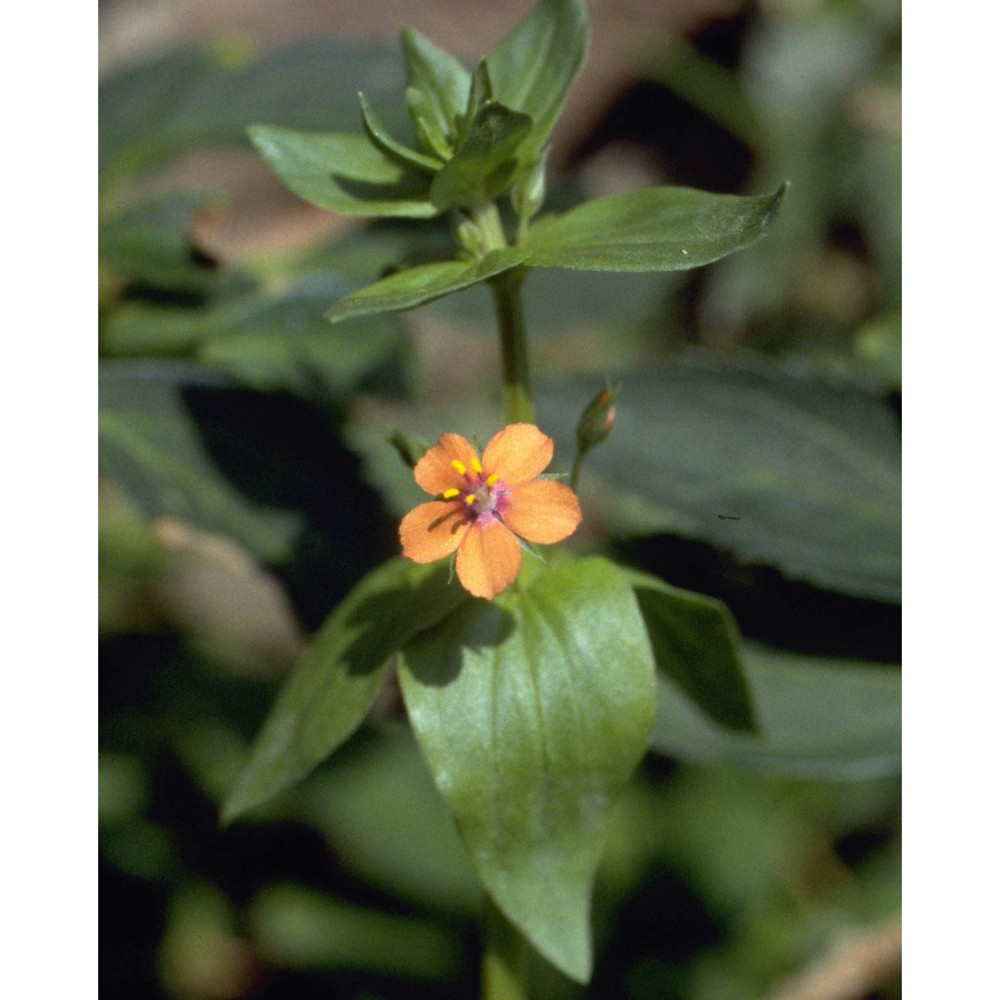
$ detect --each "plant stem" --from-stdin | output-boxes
[570,451,585,494]
[489,266,535,425]
[482,897,529,1000]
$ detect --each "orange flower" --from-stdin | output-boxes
[400,423,582,599]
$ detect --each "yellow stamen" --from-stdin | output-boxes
[464,494,476,505]
[470,456,483,474]
[442,488,460,499]
[451,459,467,475]
[485,472,499,487]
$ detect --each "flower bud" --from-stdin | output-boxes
[575,383,620,454]
[511,149,549,223]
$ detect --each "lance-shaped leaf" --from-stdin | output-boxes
[324,245,531,324]
[401,27,471,159]
[523,184,787,270]
[652,643,901,779]
[357,92,442,174]
[222,558,469,823]
[626,569,756,733]
[398,557,656,982]
[535,355,901,602]
[430,101,534,211]
[487,0,590,166]
[249,124,437,218]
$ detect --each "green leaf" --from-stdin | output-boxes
[429,102,534,211]
[626,569,756,733]
[98,361,303,563]
[487,0,590,166]
[103,275,408,399]
[100,39,411,188]
[249,124,437,218]
[357,91,442,173]
[651,643,900,778]
[324,245,530,324]
[222,558,469,823]
[524,184,786,271]
[536,355,901,601]
[400,27,471,158]
[398,557,656,982]
[99,192,220,293]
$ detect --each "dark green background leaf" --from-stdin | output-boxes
[398,557,655,982]
[100,39,410,186]
[99,362,303,563]
[104,274,408,399]
[537,355,901,601]
[99,192,221,293]
[651,643,900,778]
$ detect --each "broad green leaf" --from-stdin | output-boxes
[523,184,786,271]
[400,27,471,158]
[487,0,590,166]
[536,355,901,601]
[99,192,220,293]
[626,569,756,733]
[99,361,303,563]
[651,643,900,778]
[357,91,442,174]
[249,125,436,218]
[100,39,410,188]
[222,558,469,823]
[324,245,530,324]
[104,275,408,398]
[429,102,534,211]
[398,557,656,982]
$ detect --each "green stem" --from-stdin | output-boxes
[482,898,528,1000]
[489,266,535,425]
[570,451,585,494]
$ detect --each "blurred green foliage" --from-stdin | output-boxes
[99,0,900,996]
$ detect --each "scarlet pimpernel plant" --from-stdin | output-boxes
[221,1,784,994]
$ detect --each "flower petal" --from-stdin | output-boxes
[400,501,469,563]
[482,423,553,485]
[455,520,522,599]
[414,433,480,495]
[503,480,582,544]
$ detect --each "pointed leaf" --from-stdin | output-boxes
[222,558,469,823]
[398,557,656,982]
[357,91,442,174]
[487,0,590,165]
[98,361,302,564]
[249,124,437,218]
[523,184,786,270]
[535,355,900,601]
[652,643,901,779]
[626,569,756,733]
[99,192,220,293]
[400,27,471,157]
[430,102,534,211]
[324,245,530,324]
